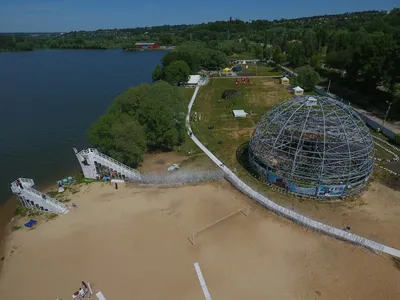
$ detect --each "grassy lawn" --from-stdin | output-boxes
[179,87,196,106]
[190,77,292,169]
[235,63,282,76]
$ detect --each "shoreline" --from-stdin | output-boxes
[0,198,18,277]
[0,170,81,277]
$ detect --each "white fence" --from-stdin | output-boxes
[128,170,224,186]
[187,86,400,258]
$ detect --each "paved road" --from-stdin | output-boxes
[186,85,400,258]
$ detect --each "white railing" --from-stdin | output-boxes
[24,186,67,212]
[11,177,67,213]
[186,85,400,258]
[80,148,140,176]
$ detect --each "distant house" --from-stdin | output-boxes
[293,86,304,96]
[280,76,290,85]
[182,75,201,87]
[232,110,248,118]
[135,42,159,49]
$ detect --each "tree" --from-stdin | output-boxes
[272,46,285,65]
[325,51,352,70]
[286,43,306,67]
[296,65,321,91]
[152,64,164,82]
[263,47,272,60]
[253,44,263,59]
[163,60,190,84]
[108,115,147,166]
[87,81,187,166]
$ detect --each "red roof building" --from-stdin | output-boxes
[135,42,159,49]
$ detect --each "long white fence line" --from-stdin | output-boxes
[187,86,400,258]
[130,170,224,186]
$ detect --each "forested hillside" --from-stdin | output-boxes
[2,9,400,117]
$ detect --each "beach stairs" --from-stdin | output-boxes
[74,148,141,181]
[10,178,68,214]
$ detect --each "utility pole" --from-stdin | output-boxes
[381,101,393,130]
[327,80,331,93]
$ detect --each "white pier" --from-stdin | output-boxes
[74,148,141,180]
[11,178,68,214]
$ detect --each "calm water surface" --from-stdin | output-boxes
[0,49,166,204]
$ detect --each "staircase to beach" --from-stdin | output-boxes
[74,148,141,181]
[11,178,68,214]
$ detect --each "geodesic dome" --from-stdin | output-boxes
[248,95,375,197]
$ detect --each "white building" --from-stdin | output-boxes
[184,75,201,87]
[232,110,248,118]
[293,86,304,96]
[280,76,290,85]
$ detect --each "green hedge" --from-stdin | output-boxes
[395,134,400,146]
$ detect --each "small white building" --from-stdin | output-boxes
[293,86,304,96]
[232,110,248,118]
[185,75,201,87]
[280,76,290,85]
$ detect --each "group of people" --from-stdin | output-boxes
[15,179,23,189]
[235,77,253,86]
[72,281,90,299]
[54,280,91,300]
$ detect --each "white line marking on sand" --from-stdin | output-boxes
[194,262,212,300]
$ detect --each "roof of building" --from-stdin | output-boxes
[187,75,201,85]
[135,42,157,46]
[232,109,247,117]
[293,86,304,91]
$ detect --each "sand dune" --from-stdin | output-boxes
[0,180,399,300]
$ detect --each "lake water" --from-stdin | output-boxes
[0,49,166,205]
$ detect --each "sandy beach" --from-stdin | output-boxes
[0,179,399,300]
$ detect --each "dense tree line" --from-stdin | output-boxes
[152,42,227,83]
[2,9,400,117]
[87,81,187,166]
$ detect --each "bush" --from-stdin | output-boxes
[394,134,400,146]
[88,81,187,166]
[295,65,320,91]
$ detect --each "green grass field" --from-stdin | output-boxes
[189,77,292,168]
[235,64,282,76]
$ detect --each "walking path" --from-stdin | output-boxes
[186,86,400,258]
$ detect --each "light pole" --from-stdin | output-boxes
[381,101,392,130]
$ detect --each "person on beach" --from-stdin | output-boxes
[16,179,23,189]
[115,182,118,190]
[79,287,85,298]
[82,281,88,289]
[72,290,79,299]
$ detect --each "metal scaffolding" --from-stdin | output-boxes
[249,95,375,196]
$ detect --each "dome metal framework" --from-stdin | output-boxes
[248,95,375,197]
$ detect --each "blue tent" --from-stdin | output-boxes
[232,65,242,72]
[24,219,37,228]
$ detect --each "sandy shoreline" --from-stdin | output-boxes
[1,179,400,299]
[0,171,82,272]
